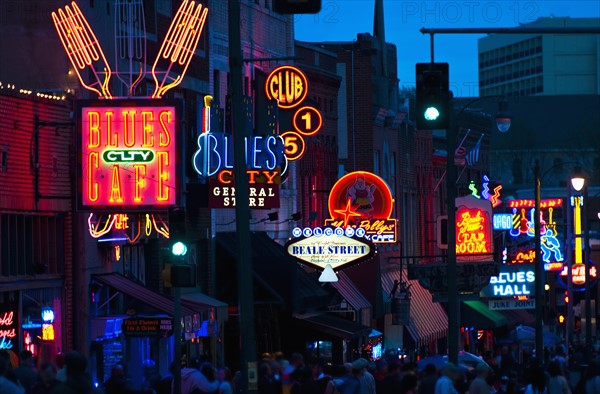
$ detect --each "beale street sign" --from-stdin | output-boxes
[285,228,375,271]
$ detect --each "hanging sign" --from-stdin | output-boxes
[286,227,375,270]
[325,171,397,243]
[480,265,536,297]
[123,317,173,338]
[455,196,493,260]
[77,100,183,211]
[265,65,308,109]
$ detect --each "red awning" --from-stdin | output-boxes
[382,270,448,347]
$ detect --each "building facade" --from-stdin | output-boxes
[479,17,600,97]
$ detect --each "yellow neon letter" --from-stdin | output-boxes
[123,110,136,148]
[87,152,99,202]
[109,165,123,203]
[158,110,172,147]
[142,111,154,147]
[105,111,117,148]
[87,111,100,148]
[157,152,169,201]
[134,164,146,203]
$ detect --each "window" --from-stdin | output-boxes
[1,145,7,172]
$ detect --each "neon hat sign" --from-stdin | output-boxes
[325,171,397,243]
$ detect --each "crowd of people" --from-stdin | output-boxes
[1,347,600,394]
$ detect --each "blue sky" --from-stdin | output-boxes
[294,1,600,97]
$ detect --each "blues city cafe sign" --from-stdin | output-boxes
[192,131,287,209]
[324,171,397,243]
[480,265,535,298]
[77,100,183,211]
[286,227,375,271]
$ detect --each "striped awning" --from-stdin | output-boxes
[382,270,448,347]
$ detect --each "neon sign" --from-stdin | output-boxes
[79,101,181,210]
[0,311,17,350]
[42,324,55,341]
[466,175,502,208]
[265,66,308,109]
[481,267,535,297]
[454,196,493,259]
[88,213,169,243]
[325,171,397,243]
[561,263,597,286]
[192,132,287,209]
[507,198,562,209]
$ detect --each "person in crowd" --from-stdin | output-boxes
[282,353,304,394]
[418,364,438,394]
[468,363,492,394]
[0,350,25,394]
[324,364,348,394]
[54,353,66,383]
[434,363,459,394]
[380,360,402,394]
[335,362,361,394]
[13,350,37,392]
[547,360,571,394]
[29,362,60,394]
[179,358,220,394]
[156,362,175,394]
[290,366,320,394]
[314,362,333,394]
[104,364,138,394]
[200,361,219,393]
[372,360,388,394]
[218,367,233,394]
[50,351,98,394]
[258,360,280,394]
[354,358,375,394]
[142,359,161,393]
[524,365,547,394]
[400,373,417,394]
[578,360,600,394]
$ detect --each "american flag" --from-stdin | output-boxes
[465,133,484,166]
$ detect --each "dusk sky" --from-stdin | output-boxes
[294,1,600,97]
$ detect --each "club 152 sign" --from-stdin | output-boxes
[78,100,182,211]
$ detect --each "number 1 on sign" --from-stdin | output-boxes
[301,112,311,131]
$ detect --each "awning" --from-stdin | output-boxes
[499,308,535,326]
[461,300,508,329]
[92,273,197,317]
[181,292,229,322]
[381,270,448,346]
[293,313,372,340]
[330,271,372,311]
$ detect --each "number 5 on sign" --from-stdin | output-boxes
[280,131,305,161]
[293,106,322,136]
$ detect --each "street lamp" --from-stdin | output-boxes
[570,167,593,362]
[446,95,510,365]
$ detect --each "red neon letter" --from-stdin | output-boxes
[218,170,233,184]
[123,110,136,147]
[105,111,118,148]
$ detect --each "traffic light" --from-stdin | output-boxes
[273,0,321,14]
[168,207,187,257]
[416,63,450,130]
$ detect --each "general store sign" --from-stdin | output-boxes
[285,228,374,270]
[77,100,182,211]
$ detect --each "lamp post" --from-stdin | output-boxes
[570,168,593,362]
[446,95,510,365]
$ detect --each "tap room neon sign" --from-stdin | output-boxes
[78,100,182,211]
[325,171,397,243]
[455,196,493,259]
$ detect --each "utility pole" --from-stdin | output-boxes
[228,1,258,392]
